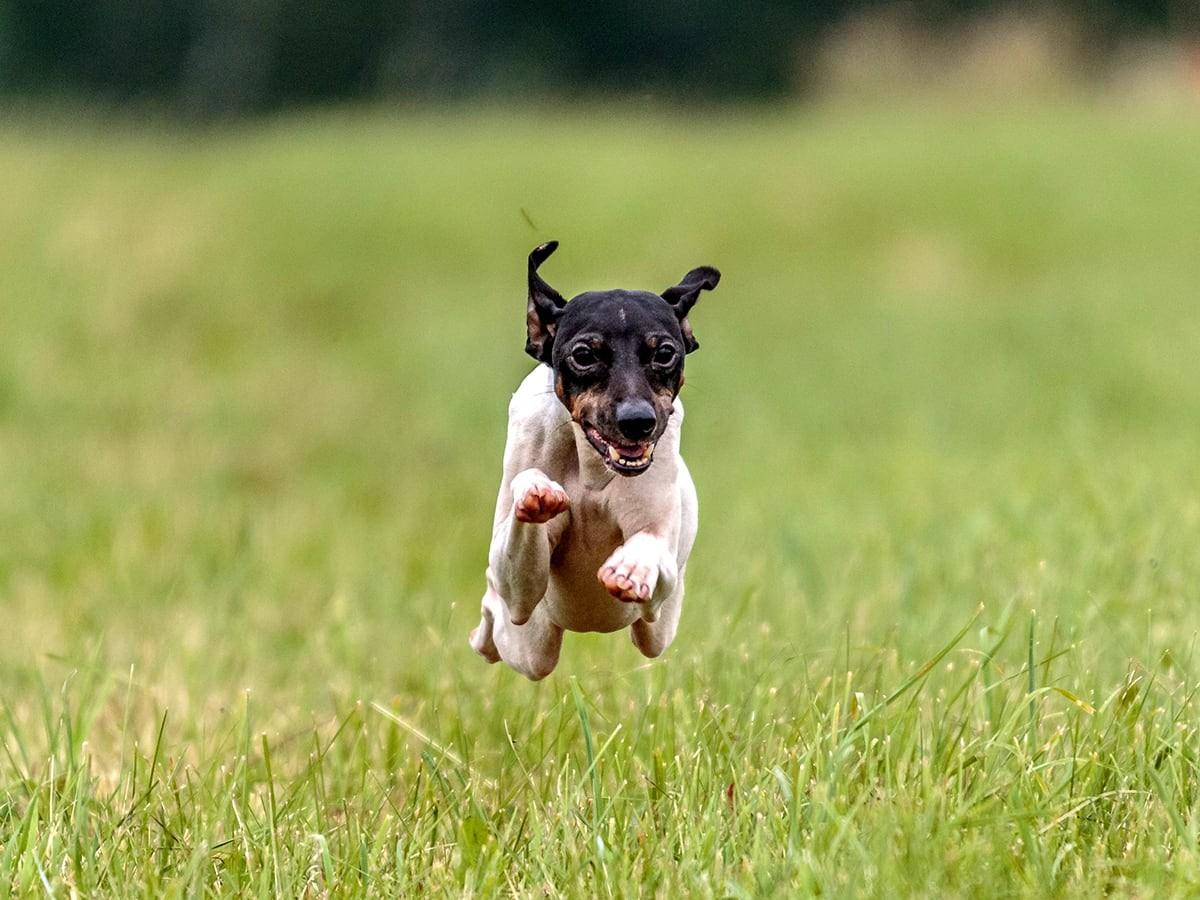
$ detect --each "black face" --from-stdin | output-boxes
[524,242,720,476]
[552,291,685,474]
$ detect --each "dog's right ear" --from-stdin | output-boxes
[526,241,566,364]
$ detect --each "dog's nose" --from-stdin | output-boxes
[615,400,657,441]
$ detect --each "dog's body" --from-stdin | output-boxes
[469,243,718,680]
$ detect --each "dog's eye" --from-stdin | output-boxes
[571,346,598,368]
[652,345,678,367]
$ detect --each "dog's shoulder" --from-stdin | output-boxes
[502,366,572,473]
[508,365,567,427]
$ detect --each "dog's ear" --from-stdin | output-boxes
[526,241,566,364]
[661,266,719,353]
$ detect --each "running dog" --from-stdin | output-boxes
[469,241,719,680]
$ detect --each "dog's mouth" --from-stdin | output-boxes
[583,423,655,476]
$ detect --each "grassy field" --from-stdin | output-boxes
[2,96,1200,896]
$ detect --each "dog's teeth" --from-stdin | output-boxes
[608,446,620,462]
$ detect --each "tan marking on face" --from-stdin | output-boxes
[653,388,675,424]
[568,387,606,425]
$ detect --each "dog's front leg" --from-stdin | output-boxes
[597,532,686,659]
[488,467,569,625]
[597,532,679,624]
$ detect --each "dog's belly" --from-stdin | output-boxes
[543,523,641,633]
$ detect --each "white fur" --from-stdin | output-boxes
[469,365,698,680]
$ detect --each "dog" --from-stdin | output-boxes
[469,241,719,680]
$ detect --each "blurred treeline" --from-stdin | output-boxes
[0,0,1194,114]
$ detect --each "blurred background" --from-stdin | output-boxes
[0,0,1198,113]
[2,0,1200,744]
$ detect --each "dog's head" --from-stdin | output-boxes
[524,241,719,476]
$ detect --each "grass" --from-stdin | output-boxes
[2,95,1200,895]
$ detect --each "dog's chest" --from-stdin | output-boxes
[543,484,637,632]
[553,484,622,568]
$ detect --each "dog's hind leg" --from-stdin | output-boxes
[630,566,685,659]
[476,586,564,681]
[468,588,502,664]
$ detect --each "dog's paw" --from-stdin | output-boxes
[512,469,570,524]
[598,543,659,603]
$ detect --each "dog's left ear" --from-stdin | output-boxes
[661,266,720,353]
[526,241,566,364]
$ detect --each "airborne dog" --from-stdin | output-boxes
[469,242,719,680]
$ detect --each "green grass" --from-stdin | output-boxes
[2,96,1200,896]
